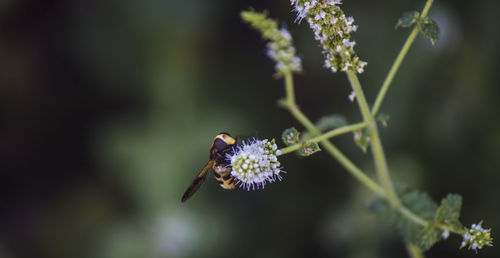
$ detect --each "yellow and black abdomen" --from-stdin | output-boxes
[214,173,236,189]
[213,165,236,189]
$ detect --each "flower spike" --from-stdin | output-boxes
[242,10,302,76]
[290,0,367,73]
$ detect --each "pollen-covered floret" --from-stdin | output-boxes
[242,10,302,76]
[290,0,367,74]
[228,139,283,190]
[460,222,493,253]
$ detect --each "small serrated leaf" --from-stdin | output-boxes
[396,11,420,29]
[401,191,438,221]
[316,114,348,131]
[353,128,369,153]
[436,194,462,221]
[400,191,438,243]
[435,194,463,230]
[298,142,321,156]
[376,113,390,127]
[369,189,438,244]
[415,194,463,250]
[419,18,440,45]
[281,127,300,146]
[418,224,441,251]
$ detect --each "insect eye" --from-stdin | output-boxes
[214,138,227,150]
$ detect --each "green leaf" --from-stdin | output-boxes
[369,188,437,244]
[419,18,440,45]
[396,11,419,29]
[399,191,438,243]
[416,194,463,250]
[435,194,463,230]
[418,224,441,251]
[353,128,369,153]
[401,191,437,221]
[316,114,348,131]
[376,113,390,127]
[298,142,321,156]
[282,127,300,146]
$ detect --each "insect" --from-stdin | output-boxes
[181,132,237,202]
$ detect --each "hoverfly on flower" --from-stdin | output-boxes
[181,132,238,203]
[181,133,283,202]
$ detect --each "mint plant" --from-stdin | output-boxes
[227,0,494,257]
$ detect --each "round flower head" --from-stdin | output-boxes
[228,139,283,190]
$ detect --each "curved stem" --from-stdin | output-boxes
[283,72,386,197]
[371,0,435,116]
[279,121,368,155]
[320,139,387,197]
[421,0,435,17]
[346,71,400,207]
[400,206,427,226]
[371,27,418,116]
[282,71,466,257]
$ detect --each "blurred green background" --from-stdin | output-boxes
[1,0,499,257]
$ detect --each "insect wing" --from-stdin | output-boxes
[181,160,213,203]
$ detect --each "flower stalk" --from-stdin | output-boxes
[282,70,472,257]
[371,0,435,116]
[282,72,386,198]
[282,71,436,230]
[279,121,368,155]
[346,70,400,207]
[241,0,492,255]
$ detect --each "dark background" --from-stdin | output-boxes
[1,0,498,257]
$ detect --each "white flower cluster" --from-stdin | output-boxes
[291,0,367,74]
[241,10,302,76]
[266,28,302,74]
[460,222,493,252]
[228,139,283,190]
[291,0,342,22]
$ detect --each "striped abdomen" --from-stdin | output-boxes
[213,164,235,189]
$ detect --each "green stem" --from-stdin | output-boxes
[346,70,400,207]
[368,2,435,257]
[371,27,418,116]
[400,206,427,226]
[279,122,368,155]
[291,107,387,197]
[407,243,425,258]
[421,0,434,17]
[320,139,387,197]
[346,71,373,123]
[371,0,435,116]
[283,72,386,197]
[289,105,319,133]
[284,72,295,107]
[311,122,368,143]
[282,71,466,252]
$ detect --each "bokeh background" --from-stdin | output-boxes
[1,0,499,257]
